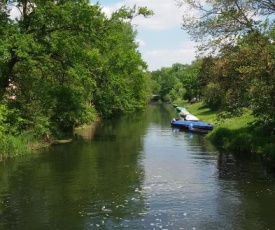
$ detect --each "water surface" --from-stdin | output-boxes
[0,104,275,230]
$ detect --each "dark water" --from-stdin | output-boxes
[0,104,275,230]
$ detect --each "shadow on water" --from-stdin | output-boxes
[0,104,155,230]
[0,103,275,230]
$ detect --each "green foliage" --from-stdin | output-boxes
[0,1,153,158]
[178,0,264,50]
[207,128,233,150]
[150,63,199,102]
[92,16,150,117]
[201,32,275,124]
[0,103,25,135]
[112,5,153,20]
[0,103,34,158]
[178,0,275,125]
[0,135,31,160]
[50,86,96,133]
[228,133,253,155]
[209,127,257,156]
[203,82,223,110]
[185,101,274,168]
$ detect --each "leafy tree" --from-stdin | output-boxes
[199,31,275,123]
[178,61,201,102]
[229,31,275,124]
[177,0,275,125]
[176,0,260,50]
[92,6,152,117]
[0,0,153,139]
[150,62,205,103]
[150,67,180,102]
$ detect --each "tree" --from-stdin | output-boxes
[200,31,275,123]
[176,0,263,51]
[150,67,180,102]
[177,0,275,125]
[0,0,153,137]
[91,6,153,117]
[0,1,105,134]
[178,60,202,102]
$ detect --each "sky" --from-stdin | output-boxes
[92,0,197,71]
[9,0,197,71]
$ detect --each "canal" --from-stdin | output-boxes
[0,103,275,230]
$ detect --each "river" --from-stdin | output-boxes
[0,103,275,230]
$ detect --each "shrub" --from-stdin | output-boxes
[50,86,96,133]
[228,133,253,155]
[203,83,223,110]
[207,128,233,150]
[0,135,31,159]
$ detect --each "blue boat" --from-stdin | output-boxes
[171,119,214,131]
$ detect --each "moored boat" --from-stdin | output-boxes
[181,114,199,121]
[171,119,213,131]
[175,106,184,112]
[176,106,189,114]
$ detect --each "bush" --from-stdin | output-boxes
[203,83,223,110]
[50,86,97,133]
[0,135,31,159]
[207,128,233,150]
[0,104,25,136]
[228,133,253,155]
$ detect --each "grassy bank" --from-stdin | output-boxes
[181,102,275,170]
[0,119,100,161]
[0,134,35,160]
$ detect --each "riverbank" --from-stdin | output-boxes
[180,102,275,171]
[0,119,100,161]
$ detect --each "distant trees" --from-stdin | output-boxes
[0,0,153,139]
[151,33,275,126]
[150,67,181,102]
[149,61,203,103]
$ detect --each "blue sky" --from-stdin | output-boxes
[92,0,197,71]
[9,0,197,71]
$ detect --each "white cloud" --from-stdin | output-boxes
[102,0,187,31]
[97,0,198,70]
[144,44,196,71]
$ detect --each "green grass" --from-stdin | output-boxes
[180,102,275,167]
[185,103,218,125]
[186,102,254,129]
[0,135,32,160]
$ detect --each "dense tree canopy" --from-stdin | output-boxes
[150,62,202,103]
[0,0,153,139]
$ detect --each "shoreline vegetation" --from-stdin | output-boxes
[0,118,100,161]
[1,102,274,173]
[0,2,153,161]
[180,101,275,171]
[1,1,274,173]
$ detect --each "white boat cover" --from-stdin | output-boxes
[184,114,199,121]
[179,109,190,116]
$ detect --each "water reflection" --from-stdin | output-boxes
[0,116,148,230]
[0,104,275,230]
